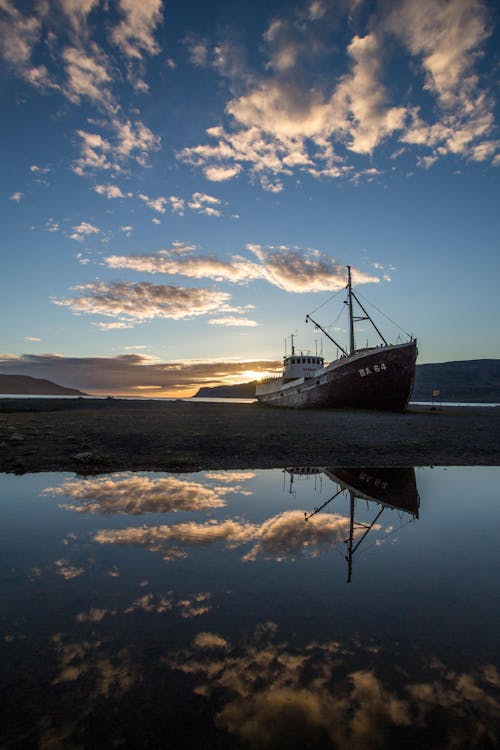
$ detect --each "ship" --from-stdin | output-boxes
[256,266,417,410]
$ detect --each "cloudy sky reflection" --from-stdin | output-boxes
[1,466,500,748]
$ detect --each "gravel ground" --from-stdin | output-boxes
[0,398,499,474]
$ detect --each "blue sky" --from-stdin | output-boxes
[1,0,499,395]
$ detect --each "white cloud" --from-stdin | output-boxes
[168,196,185,214]
[0,1,54,89]
[208,317,259,327]
[56,0,99,34]
[52,281,234,323]
[24,336,41,342]
[179,0,498,185]
[73,117,160,176]
[69,221,100,241]
[94,321,134,330]
[111,0,163,60]
[120,225,134,237]
[184,34,210,67]
[138,193,168,213]
[29,164,50,174]
[188,192,222,216]
[94,184,129,199]
[9,192,23,202]
[62,44,114,109]
[204,164,242,182]
[105,244,379,293]
[44,474,227,515]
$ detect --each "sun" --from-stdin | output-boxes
[239,369,279,382]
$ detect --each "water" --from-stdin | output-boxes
[1,467,500,748]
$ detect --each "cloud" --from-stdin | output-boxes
[178,0,498,185]
[73,118,161,176]
[30,163,51,175]
[9,191,23,202]
[193,632,230,651]
[243,510,370,562]
[0,353,280,395]
[94,519,258,558]
[170,630,500,750]
[93,504,377,563]
[94,184,129,199]
[188,192,222,217]
[0,0,163,181]
[138,193,169,213]
[246,245,379,292]
[177,592,212,619]
[52,281,233,323]
[139,192,223,217]
[111,0,163,60]
[55,0,99,33]
[45,219,60,232]
[204,164,242,182]
[0,1,53,89]
[205,471,256,483]
[54,559,85,580]
[69,221,100,241]
[44,474,227,515]
[120,225,133,237]
[62,44,114,108]
[184,33,210,67]
[24,336,41,342]
[93,320,134,330]
[208,317,259,327]
[105,244,378,293]
[387,0,496,164]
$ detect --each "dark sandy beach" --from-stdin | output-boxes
[1,398,499,473]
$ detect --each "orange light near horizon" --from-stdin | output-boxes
[238,369,280,382]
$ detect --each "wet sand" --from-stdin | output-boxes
[0,398,499,474]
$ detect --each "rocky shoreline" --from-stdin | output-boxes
[0,398,499,474]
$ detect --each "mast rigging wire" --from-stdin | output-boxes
[354,290,412,339]
[307,286,344,317]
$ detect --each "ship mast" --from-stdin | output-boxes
[347,265,355,355]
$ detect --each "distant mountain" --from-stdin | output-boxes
[0,374,87,396]
[194,381,258,399]
[411,359,500,402]
[194,360,500,403]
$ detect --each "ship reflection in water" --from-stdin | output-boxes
[287,466,420,582]
[1,467,500,749]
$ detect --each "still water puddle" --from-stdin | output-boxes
[1,467,500,748]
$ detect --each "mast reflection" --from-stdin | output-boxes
[286,467,420,582]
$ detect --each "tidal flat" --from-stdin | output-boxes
[0,398,499,473]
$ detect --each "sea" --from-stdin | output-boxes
[1,466,500,748]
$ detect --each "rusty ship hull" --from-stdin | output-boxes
[256,340,417,410]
